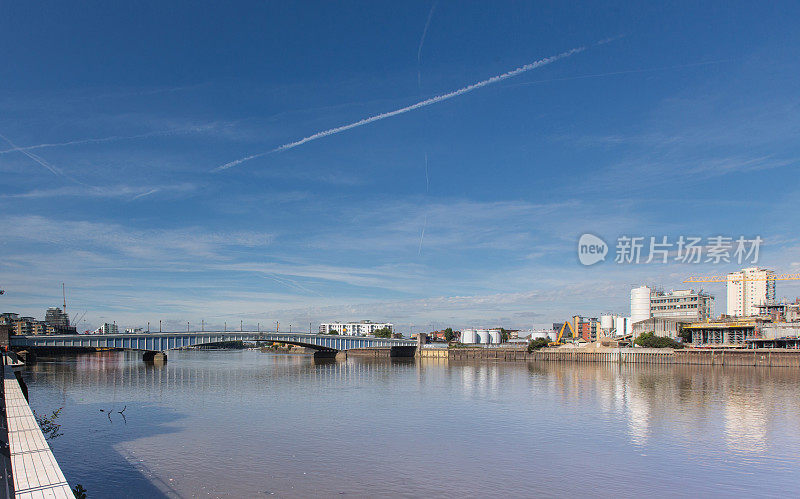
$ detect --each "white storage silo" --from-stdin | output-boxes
[460,328,478,344]
[631,286,651,324]
[478,329,491,344]
[489,329,502,344]
[600,315,614,331]
[615,316,631,337]
[530,331,549,340]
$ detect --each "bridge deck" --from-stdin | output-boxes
[11,332,416,353]
[3,368,71,498]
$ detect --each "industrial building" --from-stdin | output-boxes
[631,286,714,323]
[683,319,764,346]
[459,328,502,344]
[726,267,775,316]
[598,315,632,338]
[631,317,686,339]
[318,321,393,336]
[755,300,800,322]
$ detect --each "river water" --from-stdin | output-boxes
[20,350,800,497]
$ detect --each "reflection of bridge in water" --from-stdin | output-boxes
[11,332,416,361]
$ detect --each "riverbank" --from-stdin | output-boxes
[420,346,800,367]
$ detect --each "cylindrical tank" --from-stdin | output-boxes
[489,329,502,344]
[531,331,549,340]
[478,329,490,344]
[615,316,630,336]
[460,329,478,344]
[600,315,614,330]
[631,286,651,324]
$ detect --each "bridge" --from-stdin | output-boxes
[9,332,417,361]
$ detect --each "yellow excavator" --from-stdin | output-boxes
[549,321,576,347]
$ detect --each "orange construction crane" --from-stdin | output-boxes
[683,272,800,317]
[549,321,576,346]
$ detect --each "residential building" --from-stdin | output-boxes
[12,317,38,335]
[95,323,119,335]
[44,307,70,327]
[0,313,20,326]
[726,267,775,316]
[318,321,393,336]
[571,316,599,342]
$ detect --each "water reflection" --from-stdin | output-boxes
[20,351,800,497]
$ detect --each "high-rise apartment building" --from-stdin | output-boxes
[44,307,70,327]
[726,267,775,316]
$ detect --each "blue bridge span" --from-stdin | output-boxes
[10,332,417,361]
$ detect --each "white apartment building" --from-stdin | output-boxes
[94,322,119,335]
[726,267,776,316]
[631,286,714,324]
[318,321,393,336]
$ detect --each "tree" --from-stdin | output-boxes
[33,407,63,440]
[527,337,550,352]
[634,332,683,349]
[443,328,455,342]
[679,327,693,344]
[500,328,509,343]
[72,484,87,499]
[372,327,392,338]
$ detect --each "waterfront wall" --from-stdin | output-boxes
[419,347,800,367]
[347,346,417,358]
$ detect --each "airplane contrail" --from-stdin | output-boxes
[417,2,438,90]
[0,132,64,177]
[0,125,215,155]
[131,188,159,200]
[418,213,427,256]
[214,46,585,171]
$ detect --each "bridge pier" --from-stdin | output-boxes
[143,351,167,363]
[312,350,346,361]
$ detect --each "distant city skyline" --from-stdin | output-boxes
[2,2,800,332]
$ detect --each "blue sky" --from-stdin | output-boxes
[2,1,800,333]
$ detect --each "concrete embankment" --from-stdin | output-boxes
[347,346,417,358]
[419,347,800,367]
[2,355,72,497]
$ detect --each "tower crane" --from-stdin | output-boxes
[683,272,800,317]
[683,273,800,283]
